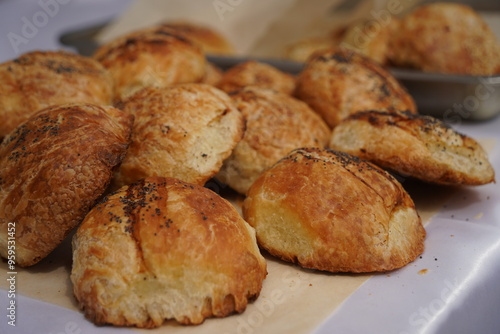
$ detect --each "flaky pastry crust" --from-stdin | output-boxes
[243,147,425,273]
[294,48,416,128]
[217,61,296,95]
[94,26,206,101]
[0,103,132,266]
[71,176,266,328]
[388,3,500,75]
[216,87,330,194]
[329,110,495,185]
[113,84,244,188]
[0,50,114,138]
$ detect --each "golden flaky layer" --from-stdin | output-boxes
[113,84,244,188]
[159,22,234,55]
[71,177,266,328]
[294,48,416,128]
[329,110,495,185]
[0,50,114,138]
[388,3,500,75]
[243,147,425,273]
[216,87,330,194]
[94,26,206,101]
[200,62,224,86]
[0,103,133,267]
[217,60,296,95]
[340,17,398,65]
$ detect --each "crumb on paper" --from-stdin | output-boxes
[450,234,455,237]
[418,269,429,275]
[474,212,483,220]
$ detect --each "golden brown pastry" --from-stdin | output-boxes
[284,26,347,62]
[285,37,337,63]
[200,62,224,86]
[94,26,206,101]
[159,22,234,55]
[113,84,244,188]
[329,110,495,185]
[71,176,266,328]
[0,50,114,139]
[217,60,296,95]
[294,48,417,128]
[388,3,500,75]
[341,18,398,65]
[216,87,330,194]
[243,147,425,273]
[0,103,132,267]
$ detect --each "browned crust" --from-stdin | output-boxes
[387,3,500,75]
[159,22,234,55]
[216,87,331,194]
[217,60,296,95]
[0,103,133,266]
[71,176,266,327]
[94,26,206,101]
[0,50,114,138]
[330,110,496,185]
[243,147,425,273]
[294,48,416,128]
[113,84,244,188]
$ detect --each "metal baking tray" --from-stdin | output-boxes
[60,25,500,122]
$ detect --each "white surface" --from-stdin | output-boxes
[0,0,133,62]
[1,1,500,333]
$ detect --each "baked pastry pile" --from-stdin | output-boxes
[0,17,495,329]
[285,2,500,76]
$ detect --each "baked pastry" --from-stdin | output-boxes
[285,37,337,63]
[94,26,206,101]
[159,22,234,55]
[341,18,398,65]
[284,26,347,62]
[388,3,500,75]
[217,61,296,95]
[216,87,330,194]
[200,62,223,86]
[71,176,266,327]
[243,147,425,273]
[0,50,114,139]
[294,48,416,128]
[0,103,132,267]
[113,84,244,188]
[329,110,495,185]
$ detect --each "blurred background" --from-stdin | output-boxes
[1,0,499,63]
